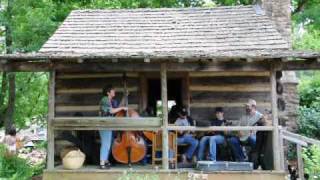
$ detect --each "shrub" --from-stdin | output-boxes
[0,144,35,180]
[0,144,45,180]
[298,106,320,140]
[302,145,320,179]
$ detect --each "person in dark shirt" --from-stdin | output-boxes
[197,107,227,161]
[175,107,199,163]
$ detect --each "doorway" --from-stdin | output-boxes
[147,78,183,117]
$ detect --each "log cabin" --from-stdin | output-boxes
[1,0,320,179]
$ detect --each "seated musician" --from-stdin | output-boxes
[175,107,199,163]
[99,85,127,169]
[197,107,228,161]
[228,99,265,162]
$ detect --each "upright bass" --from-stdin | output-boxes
[111,73,147,166]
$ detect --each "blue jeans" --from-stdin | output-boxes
[177,134,199,160]
[198,135,225,161]
[228,135,256,162]
[99,130,113,162]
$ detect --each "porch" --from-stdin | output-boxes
[43,165,285,180]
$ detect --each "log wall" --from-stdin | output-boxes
[189,71,272,122]
[55,72,140,117]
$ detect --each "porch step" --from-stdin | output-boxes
[43,166,286,180]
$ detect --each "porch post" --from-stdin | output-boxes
[47,70,55,170]
[270,66,281,170]
[161,63,169,170]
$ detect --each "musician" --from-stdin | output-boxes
[228,99,264,162]
[197,107,228,161]
[175,107,198,163]
[99,85,127,169]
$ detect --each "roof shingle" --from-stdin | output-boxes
[39,6,290,57]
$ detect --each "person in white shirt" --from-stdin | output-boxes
[228,99,263,162]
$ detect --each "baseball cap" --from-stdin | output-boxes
[178,107,188,116]
[245,99,257,107]
[215,107,224,113]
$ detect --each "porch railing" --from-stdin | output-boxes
[279,127,320,180]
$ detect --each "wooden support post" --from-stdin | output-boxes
[47,70,55,170]
[139,73,147,113]
[161,63,169,170]
[270,68,281,171]
[297,144,305,180]
[279,127,285,170]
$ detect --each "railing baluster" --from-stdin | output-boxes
[297,144,304,180]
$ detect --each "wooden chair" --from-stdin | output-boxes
[152,131,178,168]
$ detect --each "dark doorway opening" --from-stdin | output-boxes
[147,78,183,116]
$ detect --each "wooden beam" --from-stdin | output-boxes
[53,117,162,128]
[139,73,148,113]
[56,87,138,94]
[270,67,281,171]
[0,62,52,72]
[297,144,305,180]
[182,73,190,113]
[190,102,271,108]
[111,58,118,63]
[279,128,285,171]
[47,71,55,170]
[53,127,161,131]
[189,84,270,92]
[279,59,320,71]
[55,104,138,112]
[0,61,270,72]
[5,59,320,72]
[282,130,320,146]
[282,135,308,147]
[189,71,270,77]
[57,73,139,79]
[161,63,169,170]
[167,126,274,131]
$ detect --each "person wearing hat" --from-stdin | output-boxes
[197,107,228,161]
[175,107,199,163]
[228,99,264,162]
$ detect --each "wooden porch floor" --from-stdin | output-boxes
[43,165,286,180]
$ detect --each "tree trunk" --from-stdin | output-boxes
[3,0,15,133]
[5,0,13,54]
[4,72,15,133]
[0,72,8,126]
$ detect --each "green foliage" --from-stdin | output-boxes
[14,72,48,128]
[32,162,45,177]
[298,106,320,140]
[0,0,58,52]
[299,72,320,108]
[292,0,320,30]
[0,72,48,129]
[0,144,34,180]
[294,29,320,51]
[0,144,45,179]
[302,145,320,179]
[298,72,320,140]
[292,0,320,51]
[34,140,47,150]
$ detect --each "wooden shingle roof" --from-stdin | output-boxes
[39,6,290,58]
